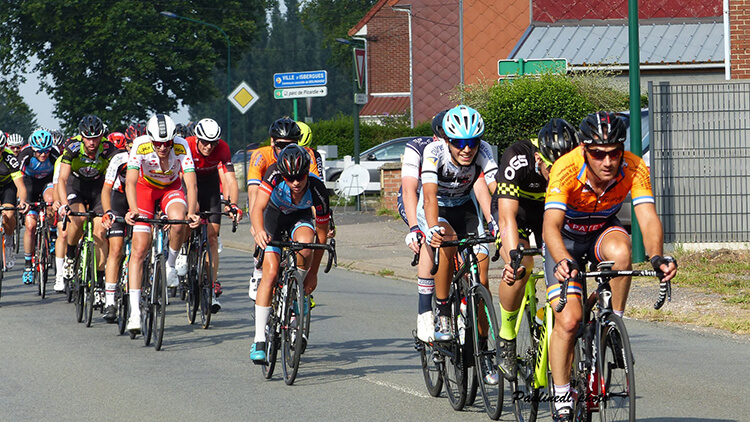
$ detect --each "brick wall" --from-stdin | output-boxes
[367,7,410,94]
[730,0,750,79]
[380,162,401,212]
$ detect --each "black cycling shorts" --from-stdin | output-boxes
[107,190,129,238]
[25,177,53,203]
[196,172,223,224]
[262,206,314,253]
[0,182,17,205]
[66,177,104,214]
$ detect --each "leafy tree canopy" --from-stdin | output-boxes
[0,0,265,133]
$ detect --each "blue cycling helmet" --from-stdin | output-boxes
[29,129,53,152]
[442,105,485,140]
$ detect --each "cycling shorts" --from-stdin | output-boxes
[107,190,129,238]
[543,219,628,303]
[25,178,53,204]
[416,195,489,257]
[66,178,104,214]
[196,172,222,224]
[134,179,187,233]
[262,206,315,255]
[0,183,17,205]
[491,194,543,244]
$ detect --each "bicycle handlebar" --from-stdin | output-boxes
[430,234,496,276]
[554,268,668,313]
[254,239,337,274]
[196,210,238,233]
[61,210,103,231]
[508,244,543,281]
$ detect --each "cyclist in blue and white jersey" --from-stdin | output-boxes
[419,106,498,359]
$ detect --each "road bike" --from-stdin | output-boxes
[28,202,52,299]
[425,233,503,419]
[255,237,336,385]
[552,261,671,422]
[182,211,237,329]
[64,211,103,327]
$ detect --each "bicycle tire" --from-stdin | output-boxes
[83,242,96,327]
[419,340,444,397]
[471,284,504,420]
[598,314,635,422]
[198,248,212,329]
[13,215,20,254]
[40,225,50,299]
[441,279,469,411]
[116,263,128,335]
[74,253,85,323]
[35,228,42,296]
[141,260,153,346]
[512,299,540,422]
[185,240,199,324]
[153,255,168,351]
[573,335,592,422]
[262,286,282,379]
[281,275,304,385]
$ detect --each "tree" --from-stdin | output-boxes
[0,80,38,135]
[0,0,265,133]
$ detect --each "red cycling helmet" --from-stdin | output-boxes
[108,132,127,150]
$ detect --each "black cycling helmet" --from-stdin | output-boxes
[431,109,449,139]
[537,118,579,165]
[277,144,310,179]
[269,117,302,141]
[579,111,627,145]
[79,114,104,138]
[174,123,187,138]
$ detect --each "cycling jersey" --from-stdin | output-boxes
[420,140,498,207]
[397,136,437,224]
[545,145,653,237]
[18,145,60,181]
[246,146,321,187]
[52,155,63,186]
[60,139,118,182]
[127,135,195,188]
[104,150,128,193]
[260,164,330,225]
[185,136,233,177]
[0,148,23,187]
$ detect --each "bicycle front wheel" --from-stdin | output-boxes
[419,339,444,397]
[141,261,153,346]
[262,287,282,380]
[198,248,212,329]
[116,264,128,335]
[512,300,540,422]
[185,242,199,324]
[74,254,85,323]
[281,275,304,385]
[153,255,168,351]
[83,244,96,328]
[598,314,635,422]
[441,280,469,411]
[39,225,50,299]
[471,284,504,420]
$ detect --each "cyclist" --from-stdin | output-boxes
[420,105,498,350]
[19,129,59,284]
[57,114,118,290]
[246,118,321,300]
[296,121,324,181]
[50,129,65,154]
[124,114,199,333]
[0,132,29,268]
[493,118,579,379]
[184,117,242,312]
[100,129,132,322]
[543,111,678,421]
[249,144,331,362]
[6,133,25,156]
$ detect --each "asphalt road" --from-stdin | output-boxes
[0,246,747,422]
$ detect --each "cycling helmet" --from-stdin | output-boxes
[269,117,302,141]
[146,114,177,143]
[0,131,6,148]
[194,118,221,142]
[186,121,196,137]
[108,132,127,150]
[174,123,187,138]
[297,121,312,147]
[537,118,579,165]
[50,129,65,146]
[443,105,484,140]
[79,114,104,138]
[277,144,310,179]
[29,129,53,152]
[579,111,627,145]
[125,122,147,142]
[431,109,449,139]
[7,133,24,147]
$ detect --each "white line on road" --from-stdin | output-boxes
[363,377,431,399]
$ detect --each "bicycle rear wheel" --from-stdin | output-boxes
[198,248,212,329]
[512,301,540,422]
[281,274,304,385]
[441,280,469,411]
[262,287,282,379]
[471,284,504,420]
[598,314,635,422]
[153,255,168,351]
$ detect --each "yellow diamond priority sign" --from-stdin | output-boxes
[228,81,260,114]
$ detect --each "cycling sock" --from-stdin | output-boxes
[417,277,434,314]
[167,247,179,267]
[613,310,624,318]
[25,254,32,269]
[56,257,64,275]
[499,306,520,340]
[254,305,271,343]
[66,244,76,259]
[295,268,309,285]
[105,283,116,306]
[129,289,141,316]
[436,297,450,318]
[553,383,573,411]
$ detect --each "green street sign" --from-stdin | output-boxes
[498,58,567,76]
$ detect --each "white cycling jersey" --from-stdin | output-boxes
[420,140,498,207]
[104,150,128,192]
[127,135,195,188]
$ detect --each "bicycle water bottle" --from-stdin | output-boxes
[586,321,600,410]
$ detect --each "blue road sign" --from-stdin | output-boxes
[273,71,327,88]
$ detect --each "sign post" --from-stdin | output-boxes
[498,58,568,77]
[353,48,366,91]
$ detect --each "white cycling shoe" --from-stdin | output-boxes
[416,311,435,342]
[166,265,179,288]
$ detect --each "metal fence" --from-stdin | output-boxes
[649,81,750,244]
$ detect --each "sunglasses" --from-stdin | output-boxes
[448,137,480,150]
[585,147,623,161]
[35,149,51,155]
[153,140,173,149]
[283,174,307,183]
[198,138,217,146]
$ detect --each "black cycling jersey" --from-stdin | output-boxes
[0,148,22,188]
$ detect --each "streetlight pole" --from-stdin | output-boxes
[160,11,231,146]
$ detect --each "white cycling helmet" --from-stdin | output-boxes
[194,118,221,142]
[7,133,24,147]
[443,105,485,140]
[0,131,6,148]
[146,114,177,143]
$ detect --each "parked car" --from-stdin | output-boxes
[232,142,261,184]
[326,137,417,190]
[615,109,650,230]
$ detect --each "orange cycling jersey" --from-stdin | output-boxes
[544,145,653,236]
[246,145,320,186]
